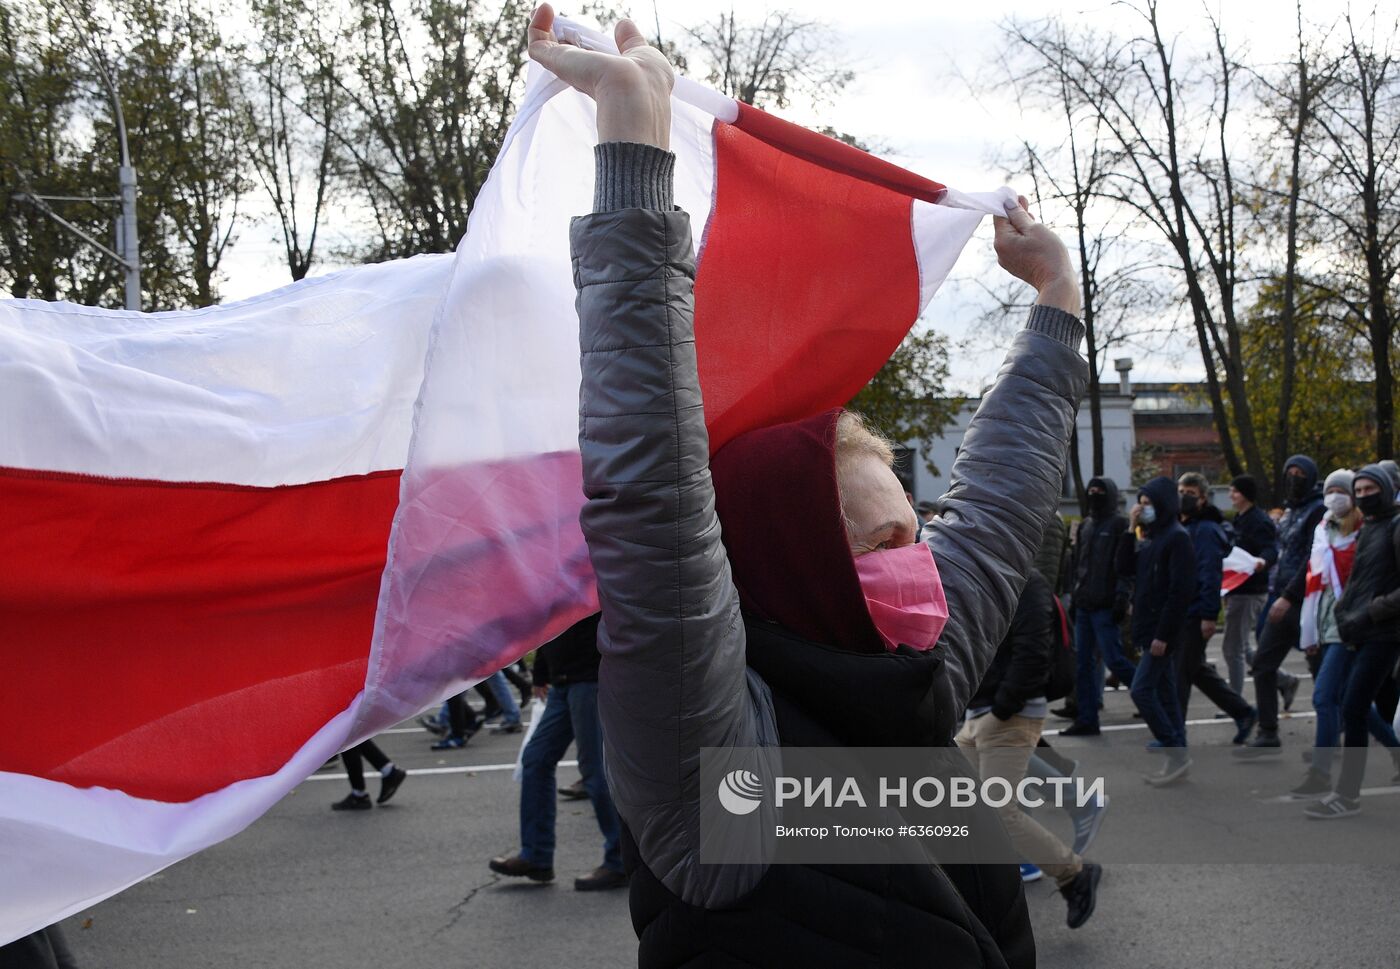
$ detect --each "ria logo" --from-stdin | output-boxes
[717,769,764,815]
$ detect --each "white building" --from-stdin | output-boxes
[903,361,1137,518]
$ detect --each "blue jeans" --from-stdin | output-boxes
[1074,607,1137,728]
[1337,640,1400,800]
[486,671,520,726]
[519,682,621,872]
[1312,642,1400,776]
[1131,646,1186,753]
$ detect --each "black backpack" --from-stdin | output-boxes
[1045,597,1076,702]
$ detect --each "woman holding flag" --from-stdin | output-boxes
[528,3,1090,964]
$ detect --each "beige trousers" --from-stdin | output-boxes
[955,712,1082,887]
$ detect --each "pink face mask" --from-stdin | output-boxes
[852,542,949,652]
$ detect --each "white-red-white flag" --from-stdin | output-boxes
[0,17,1013,942]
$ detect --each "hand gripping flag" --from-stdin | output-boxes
[0,17,1015,941]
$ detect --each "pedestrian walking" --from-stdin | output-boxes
[1120,477,1195,785]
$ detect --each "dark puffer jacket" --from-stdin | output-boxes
[1335,464,1400,645]
[1072,476,1131,612]
[574,144,1086,967]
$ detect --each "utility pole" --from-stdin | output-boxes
[14,11,140,310]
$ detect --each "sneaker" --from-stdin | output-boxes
[1105,673,1122,690]
[1233,730,1281,757]
[489,721,523,734]
[1304,792,1360,820]
[377,766,407,804]
[1232,708,1258,746]
[558,779,589,801]
[574,866,629,891]
[1145,739,1169,752]
[1060,722,1101,737]
[431,735,468,751]
[1070,797,1109,856]
[1145,757,1192,787]
[1019,863,1043,883]
[488,854,555,882]
[331,792,372,811]
[483,711,504,725]
[1061,862,1102,929]
[1280,675,1300,713]
[416,714,449,737]
[1287,770,1332,800]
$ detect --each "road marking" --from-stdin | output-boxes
[1050,711,1317,736]
[304,760,578,782]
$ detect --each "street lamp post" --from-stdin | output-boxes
[14,12,140,310]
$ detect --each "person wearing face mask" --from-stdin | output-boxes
[1174,473,1258,742]
[1117,477,1197,785]
[529,6,1089,962]
[1236,456,1324,755]
[1289,470,1400,799]
[1062,477,1136,737]
[1225,475,1277,694]
[1305,466,1400,819]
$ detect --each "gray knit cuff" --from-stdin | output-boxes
[1025,304,1085,349]
[593,142,675,212]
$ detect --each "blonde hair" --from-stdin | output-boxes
[834,410,895,474]
[834,412,897,541]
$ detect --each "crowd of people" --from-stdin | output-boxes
[1052,460,1400,818]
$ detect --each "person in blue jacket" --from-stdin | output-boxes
[1118,476,1196,785]
[1174,473,1257,743]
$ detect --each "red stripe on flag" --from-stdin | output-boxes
[0,467,400,802]
[695,107,930,451]
[730,102,947,203]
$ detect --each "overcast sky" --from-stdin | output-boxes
[218,0,1315,393]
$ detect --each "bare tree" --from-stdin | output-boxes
[1251,2,1330,477]
[319,0,531,260]
[1307,9,1400,457]
[1005,3,1275,495]
[243,0,341,281]
[997,20,1164,508]
[684,8,853,109]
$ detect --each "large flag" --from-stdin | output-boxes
[0,17,1012,942]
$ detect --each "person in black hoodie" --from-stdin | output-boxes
[1063,476,1135,736]
[1306,465,1400,819]
[1225,475,1277,694]
[1118,476,1196,785]
[958,569,1102,925]
[1237,455,1324,754]
[1175,473,1257,742]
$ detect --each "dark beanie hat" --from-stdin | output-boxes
[1231,474,1258,503]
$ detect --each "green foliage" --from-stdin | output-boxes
[849,328,964,476]
[1238,279,1375,472]
[0,0,123,303]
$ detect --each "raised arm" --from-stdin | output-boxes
[533,5,760,908]
[924,203,1089,711]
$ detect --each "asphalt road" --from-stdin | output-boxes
[60,645,1400,969]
